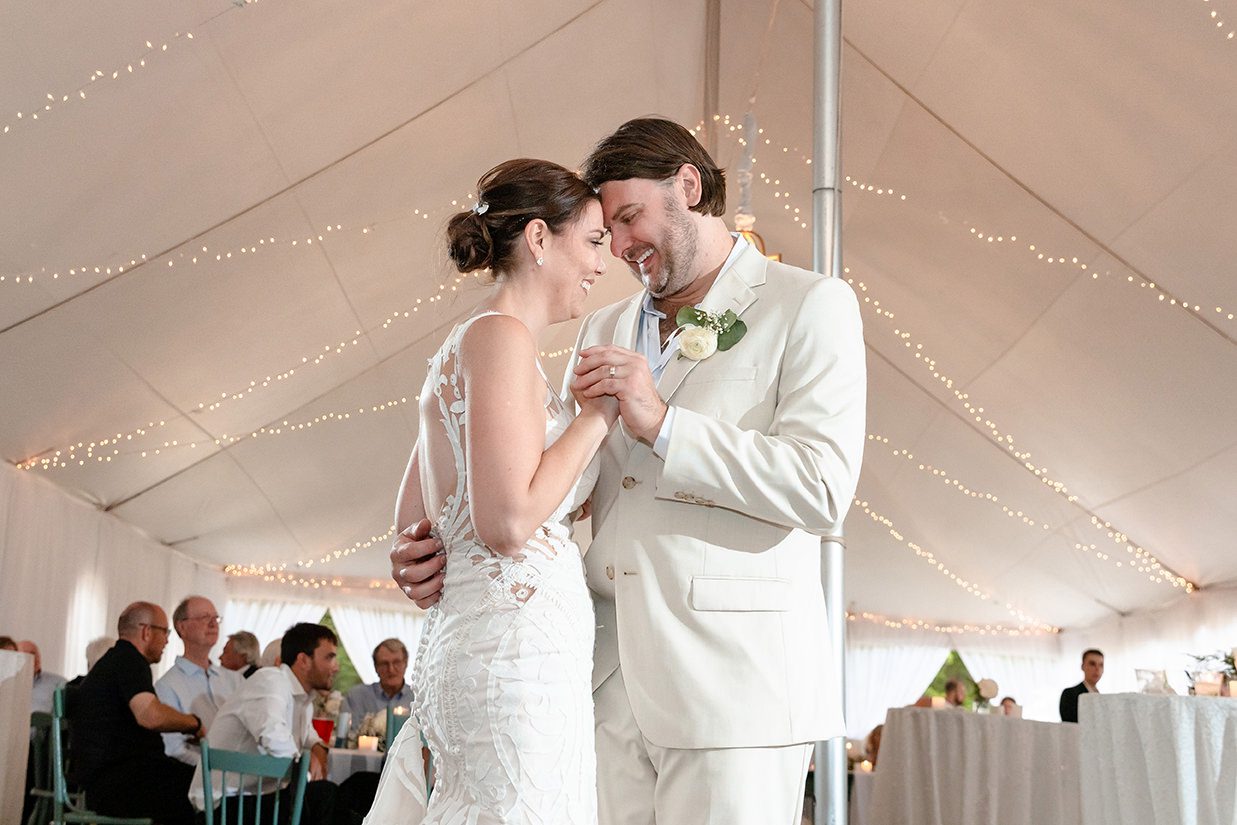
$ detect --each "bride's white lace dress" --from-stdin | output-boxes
[365,312,598,825]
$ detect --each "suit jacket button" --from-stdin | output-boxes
[605,565,615,580]
[622,476,637,489]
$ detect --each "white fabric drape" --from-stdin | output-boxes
[845,622,951,739]
[224,599,327,658]
[0,464,227,679]
[330,604,426,684]
[956,635,1067,723]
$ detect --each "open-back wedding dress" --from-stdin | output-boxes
[365,312,598,825]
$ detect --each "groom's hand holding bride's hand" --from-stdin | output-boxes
[572,346,666,445]
[391,518,446,608]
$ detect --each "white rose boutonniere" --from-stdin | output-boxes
[678,325,718,361]
[675,307,747,361]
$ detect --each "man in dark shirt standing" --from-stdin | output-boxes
[1059,648,1104,723]
[72,601,206,825]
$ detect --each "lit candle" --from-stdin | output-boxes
[393,706,408,716]
[358,735,379,752]
[860,760,873,773]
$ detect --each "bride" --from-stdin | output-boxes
[365,158,612,825]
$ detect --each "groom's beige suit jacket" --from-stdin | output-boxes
[565,243,866,750]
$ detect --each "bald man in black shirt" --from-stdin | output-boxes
[73,602,206,825]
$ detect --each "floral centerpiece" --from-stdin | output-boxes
[1186,649,1236,695]
[312,688,343,720]
[973,678,999,712]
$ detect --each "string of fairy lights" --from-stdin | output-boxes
[1200,0,1236,40]
[853,498,1058,632]
[2,1,259,139]
[852,270,1195,591]
[845,610,1058,637]
[8,112,1207,607]
[964,225,1234,324]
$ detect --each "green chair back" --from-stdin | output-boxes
[26,712,54,825]
[384,705,409,751]
[50,687,151,825]
[200,740,309,825]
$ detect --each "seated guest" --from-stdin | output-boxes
[341,638,412,736]
[0,636,17,651]
[66,637,116,689]
[221,631,261,678]
[156,596,241,765]
[1060,648,1104,723]
[71,601,205,825]
[865,724,883,768]
[943,678,967,708]
[190,622,342,823]
[260,638,282,668]
[999,696,1019,716]
[18,640,67,715]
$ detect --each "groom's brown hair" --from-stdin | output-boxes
[582,118,727,217]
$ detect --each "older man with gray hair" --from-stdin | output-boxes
[220,630,261,678]
[340,638,412,736]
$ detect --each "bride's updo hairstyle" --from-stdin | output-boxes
[447,159,598,276]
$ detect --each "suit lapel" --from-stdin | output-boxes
[611,294,642,350]
[656,243,766,404]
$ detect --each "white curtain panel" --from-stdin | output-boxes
[0,464,226,679]
[845,622,952,738]
[329,604,426,685]
[957,647,1068,723]
[224,598,328,660]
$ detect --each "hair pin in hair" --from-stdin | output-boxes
[471,200,489,215]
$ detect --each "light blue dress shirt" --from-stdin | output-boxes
[634,236,749,457]
[154,655,241,765]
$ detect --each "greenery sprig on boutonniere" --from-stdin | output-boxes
[674,307,747,361]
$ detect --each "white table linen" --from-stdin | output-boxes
[868,707,1080,825]
[329,748,384,782]
[850,770,876,825]
[1079,693,1237,825]
[1,651,34,825]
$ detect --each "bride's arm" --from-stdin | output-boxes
[394,441,427,534]
[462,314,614,556]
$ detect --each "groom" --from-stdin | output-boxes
[393,118,866,823]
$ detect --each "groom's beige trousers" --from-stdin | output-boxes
[595,668,812,825]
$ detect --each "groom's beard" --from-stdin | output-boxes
[646,195,699,299]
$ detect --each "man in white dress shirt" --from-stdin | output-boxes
[155,596,241,765]
[190,622,341,821]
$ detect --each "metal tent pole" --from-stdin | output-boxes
[812,0,848,822]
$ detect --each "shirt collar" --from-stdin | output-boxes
[173,655,221,677]
[639,234,749,318]
[373,682,410,700]
[280,664,308,699]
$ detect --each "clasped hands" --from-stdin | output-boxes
[391,346,663,609]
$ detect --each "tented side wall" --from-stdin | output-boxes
[0,463,227,679]
[1059,584,1237,697]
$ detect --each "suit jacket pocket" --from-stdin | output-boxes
[690,575,790,612]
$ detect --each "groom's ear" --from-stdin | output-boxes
[675,163,703,209]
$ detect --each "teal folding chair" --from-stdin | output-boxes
[200,739,309,825]
[26,712,54,825]
[49,687,151,825]
[384,706,432,798]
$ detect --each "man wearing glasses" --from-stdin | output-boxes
[72,601,205,825]
[155,596,242,765]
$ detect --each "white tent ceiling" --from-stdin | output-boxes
[3,0,1234,634]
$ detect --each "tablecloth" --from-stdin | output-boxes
[329,748,384,782]
[868,707,1080,825]
[0,651,34,825]
[1079,693,1237,825]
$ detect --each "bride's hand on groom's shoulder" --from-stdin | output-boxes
[391,518,446,608]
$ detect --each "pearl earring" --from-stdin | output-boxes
[536,257,544,266]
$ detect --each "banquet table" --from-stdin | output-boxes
[328,748,384,782]
[849,770,876,825]
[867,707,1081,825]
[1079,693,1237,825]
[1,651,34,825]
